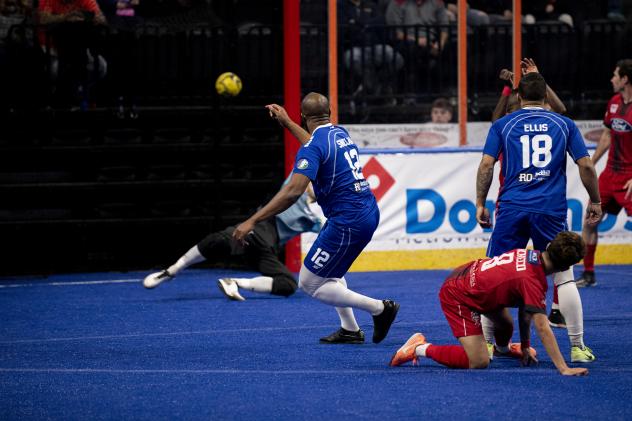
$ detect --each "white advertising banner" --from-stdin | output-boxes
[347,120,604,149]
[302,150,632,269]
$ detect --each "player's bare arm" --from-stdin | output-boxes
[233,173,311,245]
[475,154,496,228]
[532,313,588,376]
[591,128,612,165]
[491,69,514,122]
[576,156,602,225]
[520,58,566,114]
[517,308,538,366]
[265,104,311,145]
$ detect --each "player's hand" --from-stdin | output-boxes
[265,104,292,128]
[476,205,492,229]
[521,57,539,75]
[560,367,588,376]
[584,203,602,226]
[624,178,632,200]
[232,220,255,246]
[520,348,538,366]
[499,68,514,86]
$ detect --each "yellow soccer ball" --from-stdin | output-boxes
[215,72,242,97]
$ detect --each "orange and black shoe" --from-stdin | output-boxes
[493,343,537,359]
[389,333,427,367]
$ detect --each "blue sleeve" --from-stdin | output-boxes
[293,141,323,181]
[566,120,589,162]
[482,123,503,159]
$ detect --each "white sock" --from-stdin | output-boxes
[167,245,206,276]
[312,281,383,315]
[415,343,431,358]
[233,276,273,294]
[481,314,495,343]
[557,281,585,348]
[335,307,360,332]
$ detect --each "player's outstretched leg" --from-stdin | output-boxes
[143,245,206,289]
[299,265,399,344]
[143,269,175,289]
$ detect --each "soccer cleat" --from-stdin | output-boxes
[217,278,245,301]
[389,333,427,366]
[143,269,174,289]
[571,345,596,363]
[372,300,400,343]
[493,343,537,359]
[548,309,567,329]
[320,328,365,344]
[576,271,597,288]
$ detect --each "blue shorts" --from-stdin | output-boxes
[304,208,379,278]
[487,207,568,257]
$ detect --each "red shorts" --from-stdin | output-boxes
[599,168,632,216]
[439,278,482,338]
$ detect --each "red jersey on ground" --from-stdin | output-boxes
[604,93,632,176]
[443,249,548,315]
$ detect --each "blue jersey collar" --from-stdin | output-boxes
[313,123,333,133]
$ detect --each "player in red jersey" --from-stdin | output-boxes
[577,59,632,288]
[389,231,588,376]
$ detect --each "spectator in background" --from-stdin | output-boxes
[385,0,449,103]
[473,0,535,24]
[523,0,573,27]
[38,0,108,108]
[340,0,403,113]
[430,97,453,123]
[0,0,29,39]
[445,1,490,26]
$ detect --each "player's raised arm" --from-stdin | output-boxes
[532,313,588,376]
[266,104,311,145]
[491,69,514,122]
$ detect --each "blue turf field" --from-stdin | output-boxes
[1,266,632,420]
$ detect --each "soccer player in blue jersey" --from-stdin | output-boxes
[233,92,400,344]
[475,72,603,363]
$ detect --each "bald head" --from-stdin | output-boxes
[301,92,330,120]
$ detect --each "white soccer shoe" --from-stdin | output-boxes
[217,278,245,301]
[143,270,174,289]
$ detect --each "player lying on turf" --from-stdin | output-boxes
[390,231,588,376]
[142,181,321,300]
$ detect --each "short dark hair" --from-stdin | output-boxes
[616,59,632,84]
[518,72,547,102]
[431,97,453,113]
[546,231,586,271]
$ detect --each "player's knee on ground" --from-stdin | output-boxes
[271,275,297,297]
[469,357,490,369]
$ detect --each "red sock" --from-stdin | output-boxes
[553,284,558,305]
[426,345,470,369]
[583,244,597,272]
